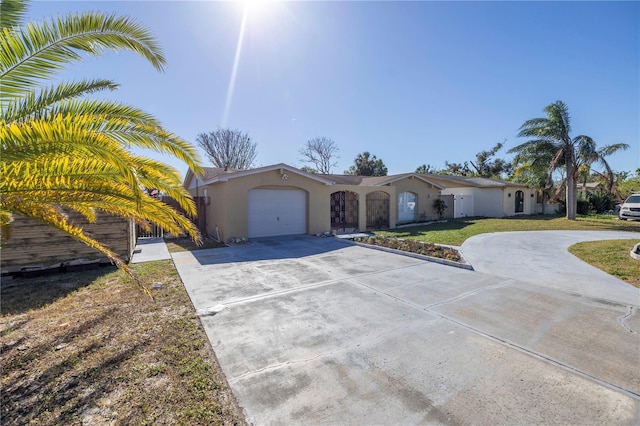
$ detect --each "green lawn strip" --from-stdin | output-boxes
[375,215,640,246]
[0,261,245,425]
[568,240,640,288]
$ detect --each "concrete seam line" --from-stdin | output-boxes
[431,313,640,401]
[212,261,435,307]
[424,279,516,308]
[227,319,441,384]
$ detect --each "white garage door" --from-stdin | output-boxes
[248,189,307,238]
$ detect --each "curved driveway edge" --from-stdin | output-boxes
[460,231,640,306]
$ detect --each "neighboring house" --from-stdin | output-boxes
[1,212,135,275]
[183,163,540,240]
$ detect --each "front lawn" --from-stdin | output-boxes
[568,240,640,288]
[1,261,245,425]
[376,214,640,246]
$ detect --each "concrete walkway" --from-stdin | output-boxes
[130,237,171,263]
[173,233,640,425]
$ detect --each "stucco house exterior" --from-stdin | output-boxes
[183,163,538,240]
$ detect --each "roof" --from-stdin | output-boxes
[185,163,335,187]
[421,173,527,188]
[184,163,528,190]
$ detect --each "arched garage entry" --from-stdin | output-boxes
[330,191,359,232]
[248,188,307,238]
[366,191,390,229]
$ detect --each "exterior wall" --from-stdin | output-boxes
[325,185,395,232]
[1,212,134,273]
[473,188,504,217]
[502,187,537,216]
[193,169,330,240]
[389,177,442,223]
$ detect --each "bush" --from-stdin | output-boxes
[588,190,616,213]
[577,200,591,215]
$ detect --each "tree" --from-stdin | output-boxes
[299,166,317,174]
[577,142,629,196]
[441,161,472,176]
[415,164,437,174]
[469,141,513,178]
[511,141,559,214]
[440,142,512,178]
[1,0,203,275]
[510,101,603,220]
[196,128,257,170]
[299,137,339,174]
[344,151,388,176]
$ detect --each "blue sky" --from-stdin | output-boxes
[29,1,639,178]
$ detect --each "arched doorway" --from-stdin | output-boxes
[515,190,524,213]
[366,191,390,229]
[330,191,359,232]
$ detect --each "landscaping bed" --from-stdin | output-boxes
[354,235,465,266]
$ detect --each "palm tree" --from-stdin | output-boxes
[1,0,203,273]
[511,141,558,214]
[510,101,600,220]
[578,143,629,196]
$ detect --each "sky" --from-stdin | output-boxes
[28,1,640,179]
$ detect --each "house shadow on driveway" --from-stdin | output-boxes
[187,235,352,266]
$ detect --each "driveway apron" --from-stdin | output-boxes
[173,233,640,425]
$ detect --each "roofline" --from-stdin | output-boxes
[196,163,335,186]
[378,174,445,189]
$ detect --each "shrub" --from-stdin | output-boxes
[577,200,591,215]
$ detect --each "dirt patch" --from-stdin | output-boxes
[1,260,246,425]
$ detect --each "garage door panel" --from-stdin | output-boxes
[248,189,307,238]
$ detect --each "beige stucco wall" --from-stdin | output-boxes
[384,177,442,223]
[190,169,330,240]
[187,169,540,238]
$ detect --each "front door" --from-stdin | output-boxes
[330,191,358,232]
[515,190,524,213]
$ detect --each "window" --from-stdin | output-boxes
[398,192,417,222]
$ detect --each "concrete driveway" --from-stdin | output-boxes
[172,232,640,425]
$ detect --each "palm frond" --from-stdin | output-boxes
[4,79,119,122]
[0,0,28,30]
[1,11,165,99]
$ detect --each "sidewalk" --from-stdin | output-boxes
[130,237,171,263]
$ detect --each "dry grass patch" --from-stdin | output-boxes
[568,239,640,288]
[1,261,245,425]
[165,235,227,253]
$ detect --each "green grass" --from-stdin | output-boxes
[376,214,640,246]
[568,240,640,288]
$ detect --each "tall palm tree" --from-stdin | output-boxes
[1,0,203,272]
[510,101,600,220]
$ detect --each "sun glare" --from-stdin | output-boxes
[240,0,277,19]
[222,0,283,126]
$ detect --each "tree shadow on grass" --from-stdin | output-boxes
[2,305,150,425]
[1,266,118,315]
